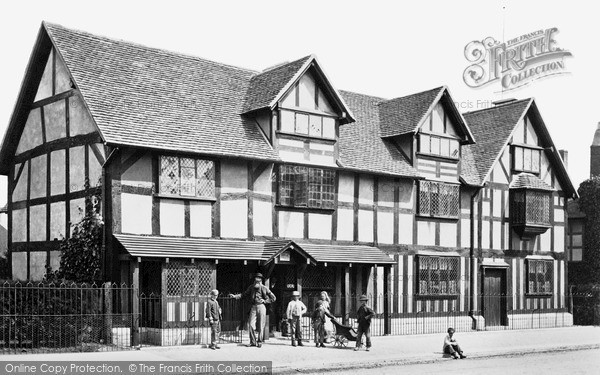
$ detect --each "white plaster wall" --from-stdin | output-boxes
[417,221,435,246]
[336,208,353,241]
[554,227,565,252]
[221,161,248,194]
[378,178,395,208]
[29,252,47,281]
[377,211,394,244]
[253,200,272,237]
[50,202,66,240]
[12,252,27,280]
[540,230,551,251]
[308,213,332,240]
[122,153,153,188]
[358,176,374,205]
[338,173,354,203]
[189,201,212,237]
[220,199,248,238]
[398,214,413,245]
[481,221,490,249]
[160,200,185,236]
[439,222,457,248]
[493,221,501,249]
[121,193,152,234]
[49,251,61,273]
[12,209,27,242]
[461,219,470,248]
[253,166,273,195]
[29,204,46,242]
[358,209,374,242]
[279,210,303,239]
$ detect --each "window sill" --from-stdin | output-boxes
[154,194,217,202]
[415,152,459,163]
[415,294,460,300]
[525,293,553,298]
[416,214,459,222]
[275,204,335,214]
[276,130,336,143]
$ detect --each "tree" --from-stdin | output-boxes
[575,177,600,284]
[45,187,103,283]
[0,248,9,280]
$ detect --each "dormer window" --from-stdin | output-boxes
[513,145,541,174]
[418,134,460,159]
[280,109,336,139]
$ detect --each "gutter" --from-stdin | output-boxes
[100,147,120,282]
[468,186,481,325]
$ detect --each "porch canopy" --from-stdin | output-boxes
[114,234,395,265]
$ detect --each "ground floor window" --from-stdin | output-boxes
[526,259,553,295]
[417,256,460,296]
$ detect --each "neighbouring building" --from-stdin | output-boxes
[0,23,577,341]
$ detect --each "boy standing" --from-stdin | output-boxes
[286,291,307,347]
[354,295,374,351]
[206,289,222,350]
[312,300,333,348]
[443,327,467,359]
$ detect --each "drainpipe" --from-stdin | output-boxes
[101,147,120,282]
[469,186,481,326]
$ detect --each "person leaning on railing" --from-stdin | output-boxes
[229,272,276,348]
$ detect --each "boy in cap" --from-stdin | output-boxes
[206,289,222,350]
[286,291,307,346]
[354,295,374,351]
[312,300,334,348]
[443,327,466,359]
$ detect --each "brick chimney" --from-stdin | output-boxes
[591,122,600,177]
[559,149,568,171]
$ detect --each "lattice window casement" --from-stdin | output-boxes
[165,260,215,296]
[419,181,459,218]
[527,259,553,294]
[302,266,335,289]
[511,190,551,226]
[279,165,335,209]
[159,156,215,198]
[417,256,460,296]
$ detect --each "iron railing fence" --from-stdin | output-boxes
[0,281,136,354]
[2,281,597,353]
[139,293,243,346]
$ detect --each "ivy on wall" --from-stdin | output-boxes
[574,177,600,285]
[45,183,103,283]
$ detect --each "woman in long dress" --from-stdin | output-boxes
[318,291,334,342]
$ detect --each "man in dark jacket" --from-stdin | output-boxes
[230,273,276,348]
[354,294,374,351]
[206,289,222,350]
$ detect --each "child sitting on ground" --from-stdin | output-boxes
[443,327,467,359]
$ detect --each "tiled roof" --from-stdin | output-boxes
[378,87,444,138]
[114,234,394,264]
[509,172,554,191]
[242,56,312,113]
[338,90,420,177]
[44,22,279,161]
[462,99,532,183]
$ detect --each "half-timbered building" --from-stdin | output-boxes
[0,23,577,340]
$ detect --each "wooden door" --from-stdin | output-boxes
[483,268,507,326]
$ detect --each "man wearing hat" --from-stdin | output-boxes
[230,272,276,348]
[286,291,307,346]
[205,289,222,350]
[354,294,375,351]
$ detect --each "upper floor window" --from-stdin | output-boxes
[513,145,541,174]
[279,165,335,209]
[419,133,460,159]
[280,109,336,139]
[417,256,460,296]
[418,181,460,218]
[511,190,551,227]
[159,156,215,198]
[526,259,553,295]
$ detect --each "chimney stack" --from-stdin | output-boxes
[559,150,568,171]
[591,122,600,178]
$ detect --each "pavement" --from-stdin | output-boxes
[3,326,600,374]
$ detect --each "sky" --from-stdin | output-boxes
[0,0,598,214]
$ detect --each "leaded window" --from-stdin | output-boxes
[165,261,215,297]
[419,134,460,159]
[511,190,551,226]
[526,259,553,295]
[280,109,336,139]
[159,156,215,198]
[417,256,460,295]
[418,181,460,218]
[279,165,335,209]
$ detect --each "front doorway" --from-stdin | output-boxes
[482,267,508,326]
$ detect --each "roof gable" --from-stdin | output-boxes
[243,55,355,124]
[41,22,279,162]
[378,86,475,143]
[462,99,576,196]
